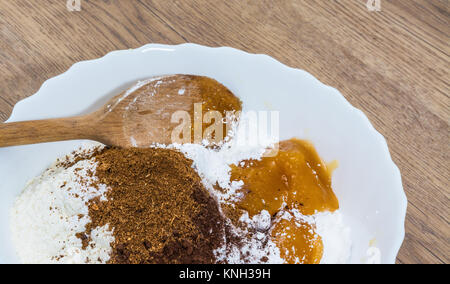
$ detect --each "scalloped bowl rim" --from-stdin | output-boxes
[1,43,406,264]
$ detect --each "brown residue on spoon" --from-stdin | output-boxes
[0,75,242,148]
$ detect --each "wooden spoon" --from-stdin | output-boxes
[0,75,240,148]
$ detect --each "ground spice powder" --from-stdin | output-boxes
[80,147,226,264]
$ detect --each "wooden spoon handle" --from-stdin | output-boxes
[0,116,96,147]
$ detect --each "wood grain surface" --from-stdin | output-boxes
[0,0,448,264]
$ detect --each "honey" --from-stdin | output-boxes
[271,214,323,264]
[230,138,339,264]
[231,138,339,216]
[190,76,242,143]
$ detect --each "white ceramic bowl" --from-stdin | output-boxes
[0,43,406,264]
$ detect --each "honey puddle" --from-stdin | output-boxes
[271,213,324,264]
[190,76,242,144]
[230,138,339,264]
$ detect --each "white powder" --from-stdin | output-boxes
[227,211,284,264]
[10,143,114,264]
[314,212,352,264]
[106,76,171,113]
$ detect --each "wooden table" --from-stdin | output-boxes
[0,0,448,264]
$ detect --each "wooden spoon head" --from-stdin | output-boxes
[93,75,241,148]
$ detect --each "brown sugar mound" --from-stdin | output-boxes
[81,147,226,264]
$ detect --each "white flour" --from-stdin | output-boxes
[313,212,352,264]
[10,143,114,264]
[214,210,284,264]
